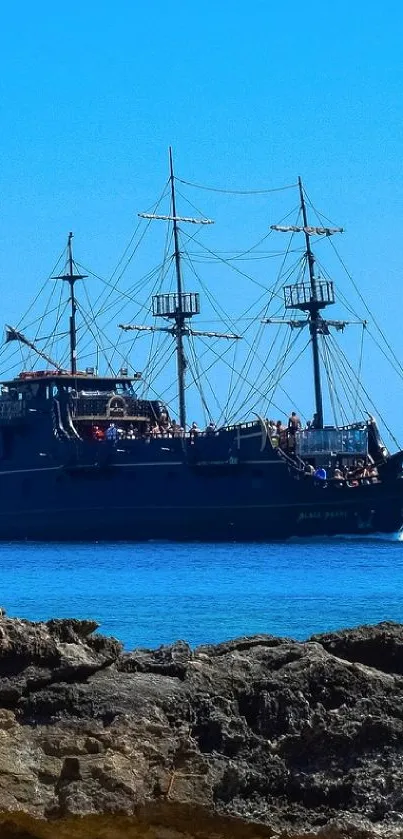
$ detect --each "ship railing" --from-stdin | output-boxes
[222,420,260,432]
[295,427,368,457]
[0,401,27,422]
[275,444,305,472]
[71,395,161,422]
[73,413,150,422]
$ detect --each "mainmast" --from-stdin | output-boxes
[268,179,344,429]
[298,177,325,429]
[169,148,187,429]
[54,233,87,375]
[119,148,240,428]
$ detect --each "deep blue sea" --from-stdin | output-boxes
[1,537,403,650]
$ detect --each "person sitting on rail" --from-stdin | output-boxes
[345,462,361,486]
[269,420,281,448]
[159,416,170,435]
[190,421,200,438]
[349,459,368,483]
[333,467,344,486]
[170,419,180,437]
[276,419,288,449]
[151,422,160,438]
[368,463,380,482]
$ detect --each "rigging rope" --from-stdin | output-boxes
[306,192,403,383]
[13,248,65,332]
[325,339,358,420]
[353,323,366,419]
[328,333,401,448]
[175,177,297,195]
[187,334,214,425]
[319,337,340,426]
[194,334,288,419]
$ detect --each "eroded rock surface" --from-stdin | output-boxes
[0,615,401,837]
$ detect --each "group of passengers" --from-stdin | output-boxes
[267,412,303,449]
[148,419,216,439]
[267,411,380,486]
[91,419,217,442]
[334,459,379,485]
[304,458,379,486]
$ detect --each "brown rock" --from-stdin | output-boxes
[0,616,400,836]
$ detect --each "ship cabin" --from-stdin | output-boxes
[0,369,171,441]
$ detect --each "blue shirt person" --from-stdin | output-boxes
[106,423,119,443]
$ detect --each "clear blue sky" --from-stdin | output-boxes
[1,1,403,438]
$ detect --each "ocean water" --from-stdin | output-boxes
[1,537,403,650]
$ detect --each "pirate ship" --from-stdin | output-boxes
[0,152,402,540]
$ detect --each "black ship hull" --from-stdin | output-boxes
[0,495,401,541]
[0,424,401,540]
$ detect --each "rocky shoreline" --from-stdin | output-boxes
[0,614,401,837]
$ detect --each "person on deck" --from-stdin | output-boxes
[171,420,180,437]
[304,463,315,475]
[106,423,118,443]
[288,412,301,434]
[151,423,160,438]
[333,467,344,486]
[268,419,276,437]
[275,419,286,449]
[92,425,105,441]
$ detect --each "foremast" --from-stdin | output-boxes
[54,233,87,375]
[6,234,87,376]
